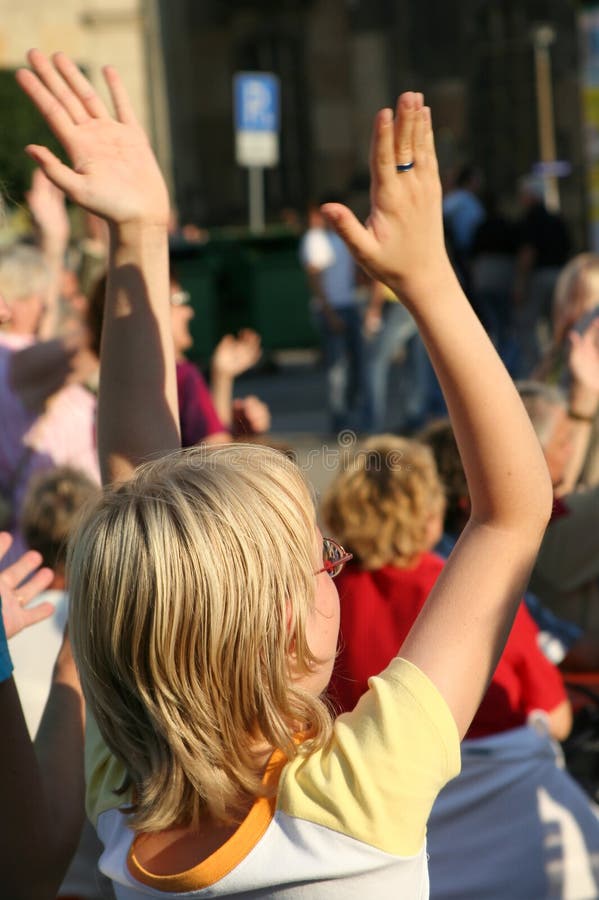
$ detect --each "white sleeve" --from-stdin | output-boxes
[300,230,335,271]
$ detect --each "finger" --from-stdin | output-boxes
[422,106,438,171]
[16,67,77,147]
[26,48,90,125]
[413,100,428,168]
[17,567,54,604]
[369,107,396,189]
[103,66,138,125]
[0,533,13,564]
[21,601,55,630]
[1,550,44,590]
[321,203,381,273]
[53,52,110,119]
[394,93,417,167]
[25,146,83,199]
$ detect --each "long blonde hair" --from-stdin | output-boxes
[67,444,332,831]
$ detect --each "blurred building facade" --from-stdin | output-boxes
[0,0,151,130]
[0,0,589,244]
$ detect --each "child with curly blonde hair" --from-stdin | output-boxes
[5,50,552,898]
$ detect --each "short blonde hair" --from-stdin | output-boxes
[67,444,331,831]
[322,435,445,569]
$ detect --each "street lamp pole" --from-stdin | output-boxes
[532,24,560,212]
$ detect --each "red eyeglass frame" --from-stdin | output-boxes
[315,537,353,578]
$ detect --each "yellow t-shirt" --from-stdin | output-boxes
[86,658,460,897]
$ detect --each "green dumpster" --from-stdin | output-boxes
[170,243,224,364]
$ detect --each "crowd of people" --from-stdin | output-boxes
[2,48,599,900]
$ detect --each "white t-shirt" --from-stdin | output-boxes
[300,228,358,309]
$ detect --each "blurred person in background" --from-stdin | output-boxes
[300,199,368,433]
[322,434,599,898]
[513,174,571,377]
[0,245,99,565]
[363,281,429,433]
[11,465,111,900]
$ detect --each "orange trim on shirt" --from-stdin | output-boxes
[127,748,286,893]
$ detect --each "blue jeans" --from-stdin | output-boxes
[315,305,367,433]
[364,302,431,432]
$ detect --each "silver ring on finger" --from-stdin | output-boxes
[396,161,415,173]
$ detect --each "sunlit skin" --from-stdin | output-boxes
[295,527,342,699]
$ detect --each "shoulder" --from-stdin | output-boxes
[279,657,460,857]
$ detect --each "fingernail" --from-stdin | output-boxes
[380,108,393,125]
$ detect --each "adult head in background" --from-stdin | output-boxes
[536,253,599,383]
[0,244,50,347]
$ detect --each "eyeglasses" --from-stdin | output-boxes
[315,537,353,579]
[170,289,191,306]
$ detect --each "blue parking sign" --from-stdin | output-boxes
[234,73,279,133]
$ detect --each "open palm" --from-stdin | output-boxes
[16,50,169,227]
[569,320,599,393]
[0,534,54,640]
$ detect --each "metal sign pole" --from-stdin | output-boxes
[249,166,265,233]
[234,72,280,232]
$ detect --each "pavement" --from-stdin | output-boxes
[232,354,413,500]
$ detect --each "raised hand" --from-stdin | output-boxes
[569,320,599,394]
[0,533,54,639]
[321,93,449,298]
[16,50,169,228]
[26,168,70,248]
[211,330,263,378]
[232,395,271,435]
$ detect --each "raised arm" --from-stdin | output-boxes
[323,95,553,738]
[0,535,84,900]
[26,168,70,340]
[17,50,179,484]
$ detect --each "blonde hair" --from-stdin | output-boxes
[67,444,332,831]
[322,435,445,569]
[553,253,599,345]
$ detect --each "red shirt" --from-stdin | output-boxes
[329,552,566,739]
[176,360,225,447]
